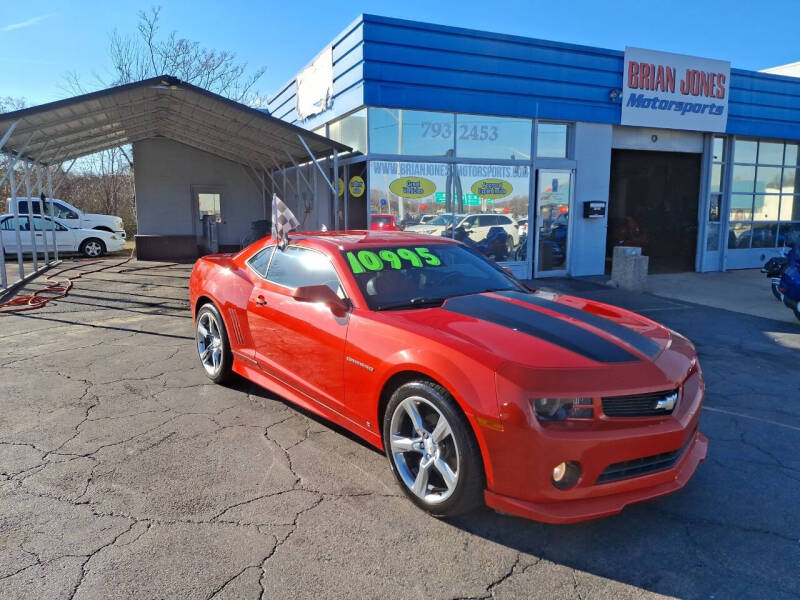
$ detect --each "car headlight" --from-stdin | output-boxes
[532,398,593,422]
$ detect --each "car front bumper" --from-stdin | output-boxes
[106,238,126,253]
[484,429,707,523]
[479,354,706,524]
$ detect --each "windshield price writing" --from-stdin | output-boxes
[345,247,442,273]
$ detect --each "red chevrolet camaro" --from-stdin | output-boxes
[189,231,707,523]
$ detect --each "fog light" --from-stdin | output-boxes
[552,461,581,489]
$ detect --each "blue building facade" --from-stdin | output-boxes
[269,14,800,277]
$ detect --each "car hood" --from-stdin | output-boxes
[405,225,444,235]
[86,213,124,227]
[374,289,689,393]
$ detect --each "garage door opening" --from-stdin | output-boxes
[607,150,701,273]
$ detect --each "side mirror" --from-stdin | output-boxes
[292,284,349,313]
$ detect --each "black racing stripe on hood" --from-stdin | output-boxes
[496,290,661,359]
[444,294,639,364]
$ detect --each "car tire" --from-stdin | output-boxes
[383,380,484,518]
[79,238,106,258]
[195,303,233,384]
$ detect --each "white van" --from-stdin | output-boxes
[7,197,126,238]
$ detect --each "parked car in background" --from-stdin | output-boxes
[369,214,401,231]
[0,214,125,257]
[405,213,465,237]
[517,218,529,236]
[450,213,520,252]
[7,197,126,239]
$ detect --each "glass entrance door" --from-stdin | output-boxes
[534,170,573,277]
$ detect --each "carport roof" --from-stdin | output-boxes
[0,75,350,168]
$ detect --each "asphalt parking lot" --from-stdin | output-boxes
[1,258,798,599]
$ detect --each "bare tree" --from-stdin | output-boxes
[52,6,269,234]
[89,6,266,104]
[0,97,28,202]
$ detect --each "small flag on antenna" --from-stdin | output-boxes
[271,194,299,246]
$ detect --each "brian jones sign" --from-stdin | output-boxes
[621,47,731,133]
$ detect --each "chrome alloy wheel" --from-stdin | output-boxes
[196,311,223,376]
[84,240,103,257]
[389,396,460,504]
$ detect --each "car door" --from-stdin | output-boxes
[470,215,494,243]
[246,245,350,412]
[496,215,519,244]
[0,216,32,252]
[31,216,76,252]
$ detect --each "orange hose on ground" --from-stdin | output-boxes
[0,249,134,314]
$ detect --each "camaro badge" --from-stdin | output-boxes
[346,356,374,372]
[655,392,678,411]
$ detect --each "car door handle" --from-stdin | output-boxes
[254,295,267,306]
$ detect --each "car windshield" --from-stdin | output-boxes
[426,215,455,226]
[342,244,526,310]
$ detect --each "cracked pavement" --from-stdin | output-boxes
[0,258,798,599]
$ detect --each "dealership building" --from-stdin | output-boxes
[268,14,800,278]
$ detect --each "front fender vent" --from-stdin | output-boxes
[226,307,244,346]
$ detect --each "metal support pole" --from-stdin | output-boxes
[297,135,337,195]
[47,168,58,262]
[262,168,267,220]
[34,165,49,264]
[284,151,316,198]
[296,165,302,226]
[23,161,39,271]
[0,219,6,289]
[282,165,287,203]
[51,158,77,195]
[0,121,18,153]
[333,149,340,230]
[9,167,24,280]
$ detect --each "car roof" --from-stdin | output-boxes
[284,230,460,251]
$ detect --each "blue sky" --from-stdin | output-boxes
[2,0,799,107]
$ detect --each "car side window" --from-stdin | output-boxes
[18,201,28,214]
[463,215,477,227]
[266,246,345,298]
[1,216,30,231]
[498,215,512,225]
[247,246,274,278]
[54,203,77,219]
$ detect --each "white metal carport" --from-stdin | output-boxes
[0,75,350,294]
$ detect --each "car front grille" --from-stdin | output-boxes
[595,435,693,484]
[601,389,679,418]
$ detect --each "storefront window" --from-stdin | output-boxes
[536,123,568,158]
[328,109,367,154]
[367,160,530,263]
[712,137,725,161]
[728,138,800,249]
[707,136,726,252]
[455,115,531,160]
[710,163,723,193]
[368,108,454,156]
[368,160,451,228]
[733,140,757,164]
[452,164,530,262]
[758,142,784,165]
